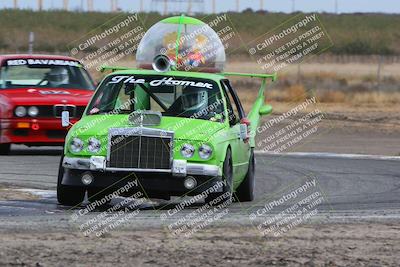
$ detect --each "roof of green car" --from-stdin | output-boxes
[107,68,226,83]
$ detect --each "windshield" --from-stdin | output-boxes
[86,74,225,121]
[0,59,94,90]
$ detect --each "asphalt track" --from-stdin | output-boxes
[0,145,399,230]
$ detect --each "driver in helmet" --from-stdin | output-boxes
[47,67,69,87]
[181,87,208,118]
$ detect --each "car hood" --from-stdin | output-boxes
[0,87,93,106]
[72,115,226,141]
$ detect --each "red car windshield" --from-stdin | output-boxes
[0,60,94,90]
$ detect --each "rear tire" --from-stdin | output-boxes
[205,148,233,205]
[57,156,86,206]
[234,148,255,202]
[0,143,10,155]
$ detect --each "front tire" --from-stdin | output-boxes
[234,148,255,202]
[205,148,233,205]
[57,156,86,206]
[0,143,10,155]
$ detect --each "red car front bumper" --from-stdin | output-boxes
[0,118,78,145]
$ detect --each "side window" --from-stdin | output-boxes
[221,80,242,125]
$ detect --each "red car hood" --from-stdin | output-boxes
[0,88,93,106]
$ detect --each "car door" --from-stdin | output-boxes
[221,79,251,186]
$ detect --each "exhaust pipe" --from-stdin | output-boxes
[152,54,174,72]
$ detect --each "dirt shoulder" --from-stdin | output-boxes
[255,103,400,156]
[0,223,398,267]
[0,186,38,201]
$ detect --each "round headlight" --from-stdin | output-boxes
[15,106,27,117]
[180,143,195,158]
[88,137,101,153]
[70,137,84,153]
[199,144,213,159]
[28,106,39,117]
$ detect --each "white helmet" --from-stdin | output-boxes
[182,88,208,115]
[47,67,69,87]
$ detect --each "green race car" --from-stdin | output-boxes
[57,68,274,206]
[57,15,275,206]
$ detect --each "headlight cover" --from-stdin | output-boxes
[180,143,195,158]
[70,137,84,153]
[28,106,39,117]
[15,106,27,117]
[199,144,213,159]
[88,137,101,153]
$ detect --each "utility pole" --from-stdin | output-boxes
[63,0,68,10]
[187,0,192,15]
[13,0,18,9]
[236,0,239,12]
[140,0,144,13]
[111,0,118,12]
[38,0,43,11]
[212,0,216,14]
[28,32,35,54]
[87,0,93,12]
[260,0,263,11]
[334,0,338,14]
[163,0,168,16]
[291,0,295,12]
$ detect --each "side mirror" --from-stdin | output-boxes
[259,104,273,116]
[61,111,70,127]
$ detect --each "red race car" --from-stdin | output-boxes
[0,54,95,154]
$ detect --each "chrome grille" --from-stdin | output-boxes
[107,128,173,170]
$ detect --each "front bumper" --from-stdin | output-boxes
[62,156,221,177]
[0,118,79,144]
[61,156,223,197]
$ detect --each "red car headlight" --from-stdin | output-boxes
[14,106,27,117]
[28,106,39,117]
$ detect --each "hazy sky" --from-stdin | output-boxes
[2,0,400,14]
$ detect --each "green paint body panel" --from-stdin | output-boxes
[65,68,275,191]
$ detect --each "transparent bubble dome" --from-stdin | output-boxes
[136,16,226,73]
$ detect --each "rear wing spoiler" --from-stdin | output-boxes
[222,72,276,148]
[221,72,277,82]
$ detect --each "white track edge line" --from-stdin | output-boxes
[254,151,400,160]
